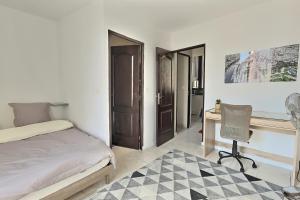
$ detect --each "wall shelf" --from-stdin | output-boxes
[50,102,69,107]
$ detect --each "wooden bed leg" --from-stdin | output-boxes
[105,175,110,184]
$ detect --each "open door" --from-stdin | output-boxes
[156,47,174,146]
[111,45,141,149]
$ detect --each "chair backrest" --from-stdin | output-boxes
[220,103,252,142]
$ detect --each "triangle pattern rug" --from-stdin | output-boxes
[86,150,284,200]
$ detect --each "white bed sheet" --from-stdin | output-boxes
[20,158,110,200]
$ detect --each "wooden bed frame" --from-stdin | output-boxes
[41,164,114,200]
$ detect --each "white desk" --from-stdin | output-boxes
[203,109,299,186]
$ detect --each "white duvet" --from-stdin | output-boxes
[0,120,74,144]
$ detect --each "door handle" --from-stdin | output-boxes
[157,93,163,105]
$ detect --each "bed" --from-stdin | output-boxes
[0,120,115,200]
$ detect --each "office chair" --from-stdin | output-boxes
[217,103,257,172]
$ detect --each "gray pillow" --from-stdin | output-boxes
[9,103,51,127]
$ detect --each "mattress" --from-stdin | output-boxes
[0,127,115,200]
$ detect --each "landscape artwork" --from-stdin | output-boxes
[225,44,299,83]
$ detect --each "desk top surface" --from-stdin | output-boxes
[207,108,291,121]
[206,108,296,132]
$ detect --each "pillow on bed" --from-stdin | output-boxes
[9,103,51,127]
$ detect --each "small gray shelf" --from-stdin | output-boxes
[50,102,69,107]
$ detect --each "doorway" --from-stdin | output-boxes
[176,45,205,135]
[156,44,205,146]
[109,30,144,150]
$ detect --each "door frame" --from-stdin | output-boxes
[173,44,206,141]
[108,30,144,150]
[176,52,191,130]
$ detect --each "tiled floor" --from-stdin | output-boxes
[69,121,291,199]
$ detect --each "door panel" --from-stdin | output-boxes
[160,109,173,132]
[113,54,134,107]
[111,45,141,149]
[160,58,173,106]
[156,47,174,146]
[114,112,133,136]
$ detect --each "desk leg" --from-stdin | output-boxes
[203,117,216,157]
[292,129,300,186]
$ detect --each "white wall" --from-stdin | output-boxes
[59,0,171,148]
[177,54,189,129]
[59,0,109,143]
[170,0,300,168]
[0,5,61,129]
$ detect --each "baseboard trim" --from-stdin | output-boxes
[215,140,293,165]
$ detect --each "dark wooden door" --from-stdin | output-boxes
[111,45,141,149]
[156,47,174,146]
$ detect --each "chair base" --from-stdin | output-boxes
[217,140,257,172]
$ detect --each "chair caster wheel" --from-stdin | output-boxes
[240,168,245,173]
[217,160,221,165]
[252,163,257,168]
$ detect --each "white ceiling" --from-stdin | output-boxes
[0,0,270,31]
[0,0,93,20]
[105,0,271,31]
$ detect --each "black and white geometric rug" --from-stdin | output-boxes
[88,150,284,200]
